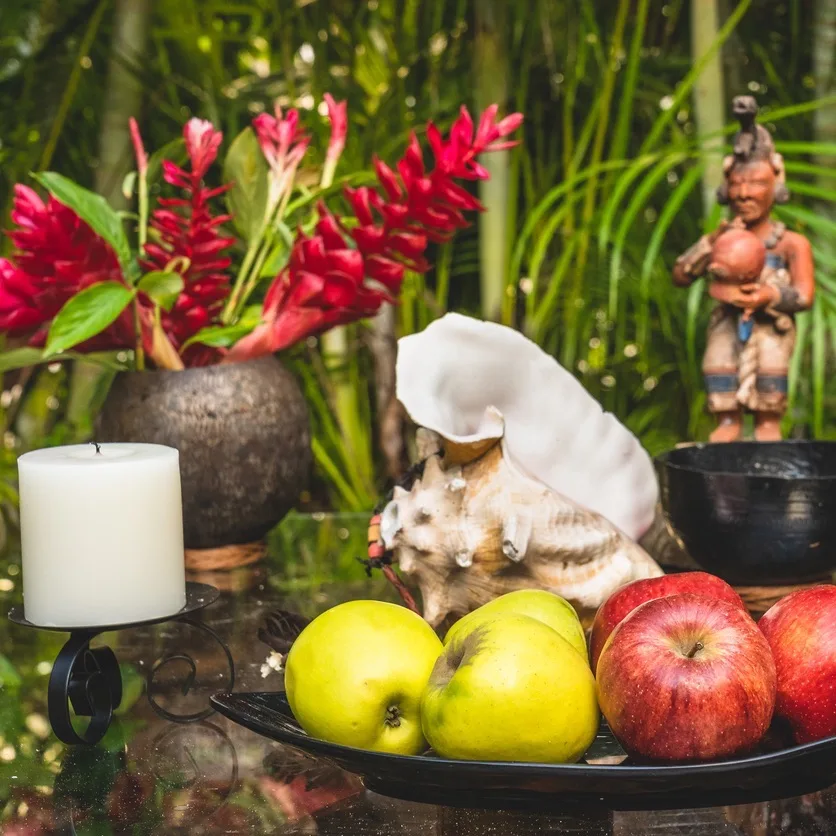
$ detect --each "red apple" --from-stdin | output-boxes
[759,585,836,744]
[589,571,748,672]
[597,593,776,763]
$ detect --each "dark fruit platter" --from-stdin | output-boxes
[211,691,836,812]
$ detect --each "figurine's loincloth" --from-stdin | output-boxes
[702,306,795,412]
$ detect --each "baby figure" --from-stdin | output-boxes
[708,225,766,340]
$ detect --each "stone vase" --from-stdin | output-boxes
[97,356,311,556]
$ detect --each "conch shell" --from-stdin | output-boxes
[381,444,661,627]
[395,313,658,541]
[381,314,663,627]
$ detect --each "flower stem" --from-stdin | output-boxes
[317,160,361,475]
[240,238,273,308]
[223,238,259,324]
[319,158,337,191]
[133,299,145,371]
[226,161,301,324]
[137,167,149,252]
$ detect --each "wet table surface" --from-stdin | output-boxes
[0,513,834,835]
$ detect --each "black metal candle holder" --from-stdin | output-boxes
[8,581,235,745]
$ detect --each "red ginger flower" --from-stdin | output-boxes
[253,104,310,186]
[227,105,522,362]
[336,104,523,293]
[0,185,135,350]
[324,93,348,169]
[141,118,234,366]
[228,206,390,359]
[129,117,148,176]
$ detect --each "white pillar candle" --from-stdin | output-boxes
[18,443,186,628]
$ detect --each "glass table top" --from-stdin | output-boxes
[0,512,833,835]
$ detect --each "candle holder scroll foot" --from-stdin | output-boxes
[147,615,235,723]
[9,582,233,745]
[48,631,123,745]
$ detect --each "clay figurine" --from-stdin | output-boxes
[673,96,815,442]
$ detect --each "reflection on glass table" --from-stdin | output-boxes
[0,513,834,835]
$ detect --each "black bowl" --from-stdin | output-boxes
[656,441,836,584]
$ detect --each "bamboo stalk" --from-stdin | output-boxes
[563,0,629,368]
[813,0,836,246]
[690,0,726,215]
[71,0,150,415]
[804,0,836,437]
[94,0,151,209]
[475,0,510,323]
[367,303,406,479]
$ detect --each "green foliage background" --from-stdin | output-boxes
[0,0,834,517]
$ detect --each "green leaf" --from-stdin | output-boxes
[137,270,184,311]
[778,205,836,237]
[114,664,144,716]
[32,172,132,268]
[597,152,663,256]
[258,223,294,279]
[812,297,826,438]
[766,95,836,125]
[531,237,579,342]
[639,0,751,154]
[121,170,137,200]
[784,161,836,181]
[45,283,136,358]
[284,171,376,217]
[608,153,689,318]
[525,193,582,324]
[0,654,21,690]
[147,137,187,184]
[0,692,23,740]
[0,347,47,373]
[608,0,650,163]
[638,163,705,344]
[509,159,628,285]
[787,311,810,426]
[223,127,270,243]
[786,179,836,204]
[181,305,262,349]
[0,347,131,374]
[776,141,836,157]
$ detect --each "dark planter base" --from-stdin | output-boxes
[97,356,312,550]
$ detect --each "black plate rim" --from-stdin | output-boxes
[655,439,836,482]
[8,581,219,633]
[210,690,836,778]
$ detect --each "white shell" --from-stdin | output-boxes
[395,313,659,541]
[380,444,663,627]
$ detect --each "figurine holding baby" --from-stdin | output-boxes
[672,96,815,443]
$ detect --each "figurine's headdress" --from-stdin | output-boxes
[716,95,790,205]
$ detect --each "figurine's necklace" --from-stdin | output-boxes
[763,221,786,250]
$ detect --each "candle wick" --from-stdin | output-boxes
[89,441,102,455]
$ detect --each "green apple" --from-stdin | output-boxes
[285,600,442,755]
[444,589,588,660]
[422,613,599,763]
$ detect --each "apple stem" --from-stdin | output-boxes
[686,641,704,659]
[384,706,402,728]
